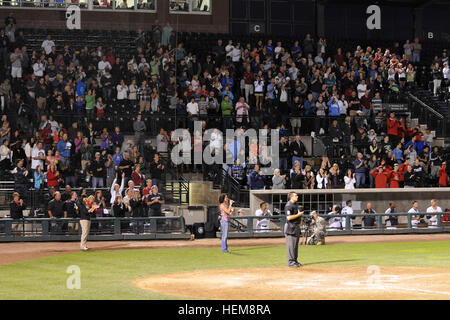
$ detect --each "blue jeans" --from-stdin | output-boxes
[362,108,371,118]
[221,220,229,252]
[92,177,104,189]
[279,158,288,171]
[292,156,303,169]
[355,172,366,188]
[152,178,161,190]
[412,52,420,63]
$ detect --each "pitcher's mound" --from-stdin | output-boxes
[134,266,450,300]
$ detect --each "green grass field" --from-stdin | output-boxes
[1,240,450,300]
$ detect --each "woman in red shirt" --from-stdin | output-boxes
[46,163,60,187]
[439,162,448,187]
[131,164,145,188]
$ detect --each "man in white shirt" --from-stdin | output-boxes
[33,58,45,78]
[408,201,421,228]
[31,142,45,170]
[98,56,112,76]
[186,97,199,117]
[328,205,342,229]
[426,199,442,227]
[41,35,55,55]
[231,44,241,63]
[341,200,354,229]
[255,201,272,232]
[357,79,367,99]
[225,40,234,58]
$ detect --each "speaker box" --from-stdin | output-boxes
[193,223,205,239]
[207,205,220,228]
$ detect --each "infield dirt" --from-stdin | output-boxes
[134,265,450,300]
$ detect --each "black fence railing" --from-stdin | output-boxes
[0,216,188,242]
[220,212,450,239]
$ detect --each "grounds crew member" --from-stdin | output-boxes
[307,211,327,245]
[284,191,304,268]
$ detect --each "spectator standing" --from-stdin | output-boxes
[149,153,164,190]
[133,114,147,152]
[353,152,368,188]
[272,168,286,189]
[412,38,422,63]
[248,165,265,190]
[290,135,307,169]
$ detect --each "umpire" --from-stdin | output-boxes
[284,192,304,268]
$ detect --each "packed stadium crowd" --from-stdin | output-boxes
[0,12,449,214]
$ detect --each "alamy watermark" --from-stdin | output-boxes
[66,265,81,290]
[170,121,280,175]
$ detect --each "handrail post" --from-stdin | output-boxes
[345,216,351,231]
[376,214,383,231]
[150,217,157,233]
[407,213,412,229]
[437,213,442,229]
[114,218,121,235]
[247,217,253,236]
[42,219,49,235]
[5,219,12,236]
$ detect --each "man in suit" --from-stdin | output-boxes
[290,135,307,170]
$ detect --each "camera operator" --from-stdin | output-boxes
[284,191,304,268]
[307,211,327,245]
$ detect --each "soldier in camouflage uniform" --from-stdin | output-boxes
[307,211,327,245]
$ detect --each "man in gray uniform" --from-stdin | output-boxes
[284,192,304,268]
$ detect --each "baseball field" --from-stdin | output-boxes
[0,234,450,300]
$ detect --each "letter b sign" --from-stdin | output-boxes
[366,5,381,30]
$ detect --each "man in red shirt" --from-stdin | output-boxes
[371,165,391,188]
[387,112,400,145]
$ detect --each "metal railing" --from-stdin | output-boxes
[218,212,450,238]
[0,216,188,241]
[407,92,447,137]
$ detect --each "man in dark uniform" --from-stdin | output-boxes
[48,191,65,233]
[284,191,304,268]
